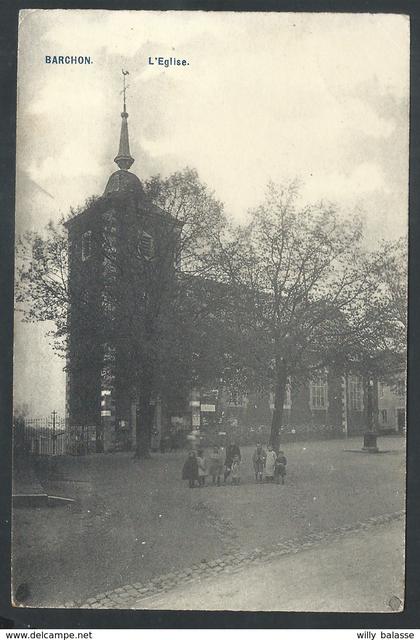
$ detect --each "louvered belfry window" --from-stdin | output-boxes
[139,232,153,259]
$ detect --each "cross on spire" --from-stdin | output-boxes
[122,69,129,112]
[114,69,135,171]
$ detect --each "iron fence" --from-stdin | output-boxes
[14,415,98,457]
[21,415,67,456]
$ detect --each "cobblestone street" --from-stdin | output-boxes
[12,436,405,609]
[136,515,405,612]
[71,511,404,610]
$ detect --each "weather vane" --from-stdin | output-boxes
[121,69,129,112]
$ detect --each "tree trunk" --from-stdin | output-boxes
[134,383,154,458]
[372,376,379,431]
[364,376,374,432]
[270,361,288,451]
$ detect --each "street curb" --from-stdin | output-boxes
[13,493,76,508]
[62,509,405,609]
[343,449,399,455]
[13,493,49,508]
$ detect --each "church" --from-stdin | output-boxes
[64,83,405,454]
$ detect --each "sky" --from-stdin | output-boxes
[14,10,409,415]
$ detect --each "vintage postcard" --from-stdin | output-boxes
[12,10,408,611]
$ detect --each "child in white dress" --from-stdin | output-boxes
[264,444,277,482]
[196,449,207,487]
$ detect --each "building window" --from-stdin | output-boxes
[227,391,239,406]
[81,230,92,261]
[139,232,154,259]
[349,376,363,411]
[379,381,386,398]
[381,409,388,424]
[310,377,328,409]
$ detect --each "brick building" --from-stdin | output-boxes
[179,374,405,446]
[377,378,406,433]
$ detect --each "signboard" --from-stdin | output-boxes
[101,410,111,417]
[201,404,216,412]
[189,400,200,407]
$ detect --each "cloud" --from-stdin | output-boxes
[18,11,408,225]
[304,162,387,202]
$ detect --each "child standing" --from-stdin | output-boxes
[231,454,241,485]
[223,441,241,482]
[209,445,224,486]
[264,444,277,482]
[252,442,266,482]
[182,450,199,488]
[275,450,287,484]
[196,449,207,487]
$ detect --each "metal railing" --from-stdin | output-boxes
[14,414,98,457]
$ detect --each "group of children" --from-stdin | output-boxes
[252,443,287,484]
[182,442,287,488]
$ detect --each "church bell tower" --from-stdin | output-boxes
[65,70,181,453]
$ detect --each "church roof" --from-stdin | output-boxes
[113,109,135,172]
[103,70,144,196]
[67,71,182,227]
[104,169,145,196]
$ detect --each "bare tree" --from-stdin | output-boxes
[216,181,385,449]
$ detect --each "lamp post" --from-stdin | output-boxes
[362,377,379,453]
[51,410,57,455]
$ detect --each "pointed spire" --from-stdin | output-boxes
[114,70,134,171]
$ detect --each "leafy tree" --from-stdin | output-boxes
[15,169,228,457]
[16,220,70,354]
[332,237,407,429]
[215,181,391,449]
